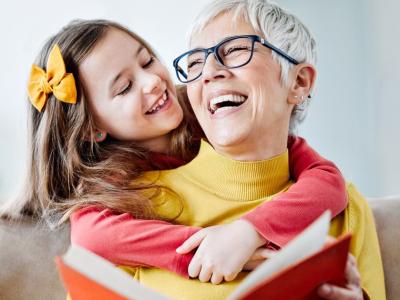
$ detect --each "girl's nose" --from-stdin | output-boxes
[142,72,163,95]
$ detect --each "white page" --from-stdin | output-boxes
[63,244,170,300]
[228,210,331,300]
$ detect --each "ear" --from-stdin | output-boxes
[288,63,317,105]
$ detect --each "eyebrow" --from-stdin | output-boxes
[108,45,145,92]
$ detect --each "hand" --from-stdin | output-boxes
[176,220,266,284]
[242,247,275,270]
[317,254,364,300]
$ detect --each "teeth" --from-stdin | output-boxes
[147,91,168,113]
[209,94,246,113]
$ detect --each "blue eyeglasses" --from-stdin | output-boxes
[173,34,299,83]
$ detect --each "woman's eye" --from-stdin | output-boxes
[143,56,155,68]
[224,46,250,56]
[188,59,204,70]
[117,81,132,96]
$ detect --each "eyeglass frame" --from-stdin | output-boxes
[173,34,300,84]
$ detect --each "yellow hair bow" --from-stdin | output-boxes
[27,44,77,112]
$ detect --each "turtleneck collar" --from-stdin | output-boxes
[178,140,290,201]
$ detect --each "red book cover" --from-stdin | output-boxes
[239,235,351,300]
[56,257,128,300]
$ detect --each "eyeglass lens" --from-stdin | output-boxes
[177,37,254,82]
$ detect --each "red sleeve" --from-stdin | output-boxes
[241,136,347,248]
[70,206,200,278]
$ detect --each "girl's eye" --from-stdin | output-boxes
[143,56,155,68]
[117,81,132,96]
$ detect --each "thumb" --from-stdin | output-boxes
[324,235,336,246]
[176,230,207,254]
[243,260,264,271]
[250,248,276,260]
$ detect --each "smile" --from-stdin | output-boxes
[208,94,247,114]
[146,90,169,114]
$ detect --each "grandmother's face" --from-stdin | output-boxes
[186,12,294,157]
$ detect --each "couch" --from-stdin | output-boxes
[0,196,399,300]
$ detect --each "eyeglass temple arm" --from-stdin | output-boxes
[259,37,300,65]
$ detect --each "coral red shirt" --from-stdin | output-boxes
[70,136,347,278]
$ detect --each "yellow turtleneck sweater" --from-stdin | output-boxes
[126,141,385,300]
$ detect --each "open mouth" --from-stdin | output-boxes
[145,90,169,115]
[208,94,248,114]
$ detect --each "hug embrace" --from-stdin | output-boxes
[1,0,385,299]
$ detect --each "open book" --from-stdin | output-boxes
[56,211,351,300]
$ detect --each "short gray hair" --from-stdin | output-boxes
[188,0,317,134]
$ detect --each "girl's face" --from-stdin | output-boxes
[79,28,183,152]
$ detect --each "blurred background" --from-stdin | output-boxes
[0,0,399,202]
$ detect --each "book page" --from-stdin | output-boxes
[228,210,331,300]
[63,245,170,300]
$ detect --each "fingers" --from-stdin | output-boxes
[345,254,361,287]
[176,230,207,254]
[347,254,356,267]
[211,273,224,285]
[224,271,239,282]
[198,264,212,282]
[242,259,264,270]
[188,255,202,278]
[190,257,238,283]
[189,255,240,283]
[249,248,274,260]
[242,248,273,270]
[317,284,362,300]
[324,236,337,246]
[318,252,363,300]
[198,266,235,284]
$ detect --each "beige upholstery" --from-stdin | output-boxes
[0,219,69,300]
[0,196,399,299]
[368,196,400,300]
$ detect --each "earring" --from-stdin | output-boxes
[294,95,305,101]
[95,132,105,142]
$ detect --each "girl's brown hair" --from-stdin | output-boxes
[0,19,202,227]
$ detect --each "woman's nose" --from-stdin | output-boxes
[201,54,231,84]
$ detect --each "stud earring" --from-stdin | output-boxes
[294,95,305,101]
[95,132,106,142]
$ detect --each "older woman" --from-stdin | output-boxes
[118,0,385,299]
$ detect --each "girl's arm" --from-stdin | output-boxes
[71,136,347,278]
[70,206,199,277]
[241,136,347,248]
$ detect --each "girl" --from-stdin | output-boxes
[2,19,347,284]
